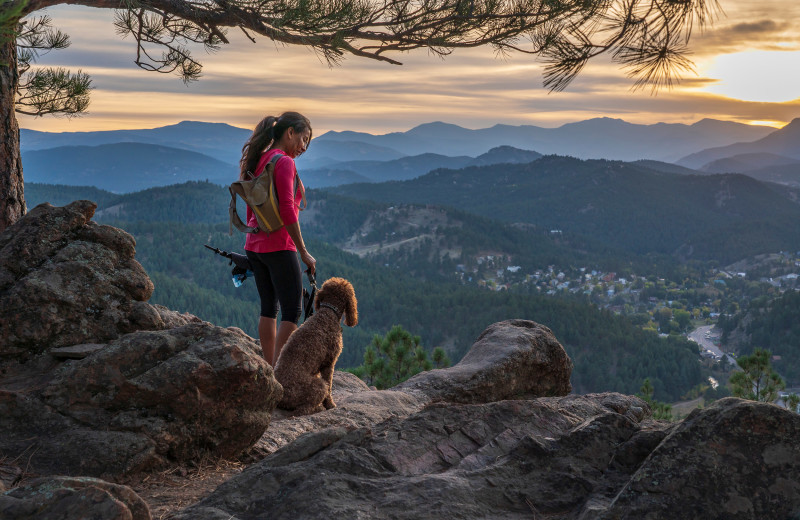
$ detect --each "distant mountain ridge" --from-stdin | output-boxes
[677,118,800,168]
[21,121,251,164]
[311,117,774,162]
[23,117,777,169]
[301,147,543,187]
[22,142,236,193]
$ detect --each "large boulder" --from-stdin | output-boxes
[600,397,800,519]
[396,319,573,402]
[0,476,151,520]
[0,202,283,478]
[0,323,281,478]
[247,320,572,459]
[0,201,168,360]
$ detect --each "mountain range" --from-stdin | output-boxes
[22,143,236,193]
[19,117,798,192]
[21,121,251,165]
[312,118,775,163]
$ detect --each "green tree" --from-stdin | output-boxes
[656,307,673,332]
[15,15,91,117]
[350,325,450,389]
[673,309,692,332]
[638,377,673,421]
[729,348,786,403]
[786,393,799,414]
[1,0,719,231]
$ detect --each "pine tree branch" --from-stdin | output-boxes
[18,0,720,90]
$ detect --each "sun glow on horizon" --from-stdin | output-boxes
[701,51,800,104]
[746,120,786,128]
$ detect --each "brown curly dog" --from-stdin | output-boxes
[274,277,358,415]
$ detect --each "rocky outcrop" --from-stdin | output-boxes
[1,323,281,478]
[0,202,282,479]
[600,397,800,519]
[171,325,800,520]
[0,201,167,360]
[244,372,430,460]
[5,202,800,520]
[396,319,573,402]
[0,477,151,520]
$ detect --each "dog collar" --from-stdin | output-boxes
[319,302,341,316]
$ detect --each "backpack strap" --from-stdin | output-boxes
[229,184,259,234]
[271,152,307,212]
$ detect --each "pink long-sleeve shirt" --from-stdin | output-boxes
[244,149,304,253]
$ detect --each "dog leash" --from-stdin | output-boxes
[303,269,317,322]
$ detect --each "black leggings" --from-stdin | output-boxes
[246,250,302,324]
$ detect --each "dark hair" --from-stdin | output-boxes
[239,111,312,180]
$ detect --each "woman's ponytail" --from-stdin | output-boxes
[240,115,277,180]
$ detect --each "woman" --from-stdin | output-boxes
[240,112,316,367]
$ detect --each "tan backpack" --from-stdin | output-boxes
[229,153,306,235]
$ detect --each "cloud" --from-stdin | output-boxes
[726,20,783,35]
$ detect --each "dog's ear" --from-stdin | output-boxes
[344,281,358,327]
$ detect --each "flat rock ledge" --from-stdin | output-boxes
[175,397,800,520]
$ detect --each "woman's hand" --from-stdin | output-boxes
[300,250,316,276]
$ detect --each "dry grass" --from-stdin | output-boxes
[671,397,705,419]
[123,457,247,519]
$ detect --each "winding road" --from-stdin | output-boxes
[687,325,737,365]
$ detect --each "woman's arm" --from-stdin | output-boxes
[274,156,315,274]
[285,221,316,275]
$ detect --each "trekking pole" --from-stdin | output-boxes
[205,244,254,287]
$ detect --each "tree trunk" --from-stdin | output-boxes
[0,36,25,233]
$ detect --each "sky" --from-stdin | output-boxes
[16,0,800,135]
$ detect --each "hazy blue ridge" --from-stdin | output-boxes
[22,117,778,172]
[22,143,236,193]
[21,121,251,164]
[314,117,775,162]
[677,117,800,169]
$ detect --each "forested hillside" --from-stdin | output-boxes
[26,182,692,280]
[24,182,710,401]
[720,290,800,385]
[331,156,800,264]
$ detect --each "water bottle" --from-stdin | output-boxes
[232,269,254,287]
